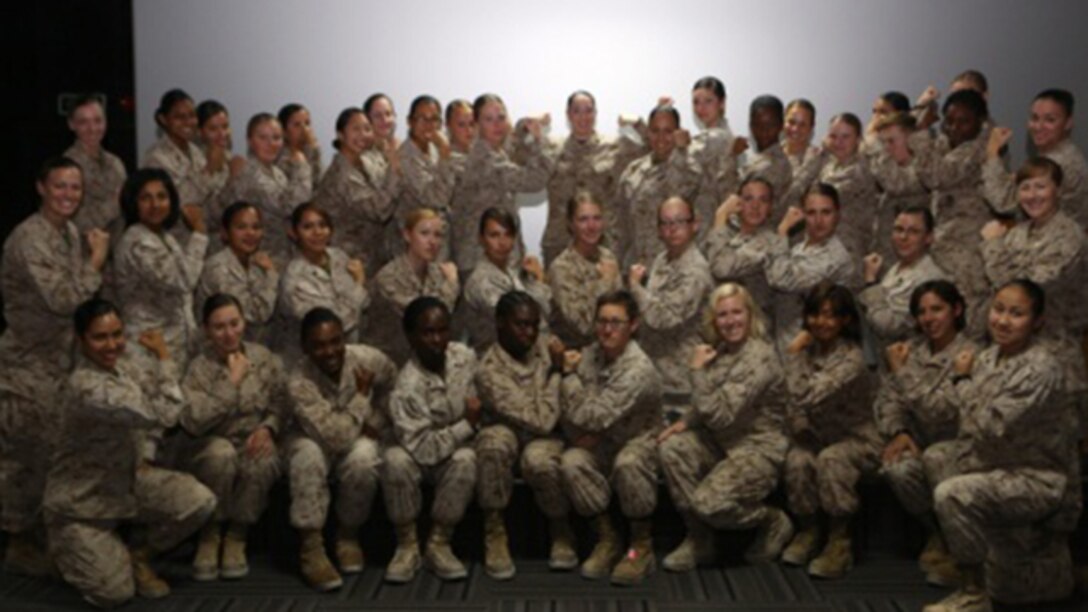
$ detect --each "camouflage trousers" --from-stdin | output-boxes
[560,435,658,520]
[175,435,280,525]
[46,465,216,608]
[380,444,476,526]
[785,432,881,518]
[475,425,568,518]
[283,435,380,531]
[0,392,55,533]
[659,430,780,529]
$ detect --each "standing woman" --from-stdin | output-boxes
[114,168,208,370]
[396,95,455,260]
[984,89,1087,227]
[180,294,287,582]
[193,100,235,241]
[446,99,476,156]
[142,89,215,225]
[786,113,879,261]
[540,90,645,265]
[548,192,622,348]
[875,280,976,586]
[196,202,280,346]
[689,77,740,242]
[979,157,1088,400]
[462,208,552,353]
[367,208,460,365]
[867,112,932,262]
[0,157,109,574]
[363,93,404,260]
[221,113,312,269]
[450,93,550,273]
[64,95,127,237]
[783,99,819,178]
[277,203,368,363]
[278,103,323,190]
[318,107,400,277]
[780,283,879,579]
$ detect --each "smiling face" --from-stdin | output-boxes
[338,112,375,155]
[200,111,232,150]
[567,93,597,140]
[38,166,84,226]
[160,98,197,144]
[891,211,932,264]
[367,97,396,141]
[1028,98,1073,152]
[738,181,772,232]
[692,87,724,127]
[137,179,172,232]
[248,119,284,165]
[803,193,839,244]
[750,107,783,151]
[988,284,1040,355]
[569,199,605,250]
[805,299,849,346]
[293,208,331,258]
[404,216,443,262]
[915,290,960,348]
[1017,172,1059,224]
[81,312,126,370]
[447,105,475,151]
[784,104,814,146]
[713,294,751,350]
[477,100,510,148]
[480,218,515,267]
[223,206,263,258]
[826,119,859,159]
[647,110,678,161]
[304,320,346,379]
[205,303,246,357]
[283,108,311,149]
[69,101,107,148]
[408,101,442,145]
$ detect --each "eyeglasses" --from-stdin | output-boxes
[657,217,693,229]
[594,317,630,329]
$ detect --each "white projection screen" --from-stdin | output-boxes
[134,0,1088,256]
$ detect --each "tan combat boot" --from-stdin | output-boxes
[611,520,655,586]
[745,507,795,564]
[220,523,249,579]
[192,522,221,581]
[922,565,992,612]
[483,510,515,580]
[807,516,853,579]
[424,522,467,580]
[548,518,578,571]
[3,530,54,577]
[662,515,716,572]
[130,547,170,599]
[335,523,364,574]
[781,514,821,566]
[580,514,621,580]
[299,529,343,591]
[385,522,421,583]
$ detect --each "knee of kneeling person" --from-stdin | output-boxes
[381,446,420,482]
[449,446,476,469]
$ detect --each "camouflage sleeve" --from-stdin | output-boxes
[22,234,101,315]
[180,360,237,436]
[784,348,866,411]
[478,355,561,436]
[858,284,915,339]
[280,156,314,209]
[400,147,454,210]
[690,353,778,433]
[630,267,709,331]
[979,156,1020,215]
[388,386,474,466]
[288,372,368,455]
[562,356,652,432]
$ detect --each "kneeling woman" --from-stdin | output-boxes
[780,283,879,578]
[44,299,216,608]
[925,280,1080,611]
[657,283,793,571]
[180,294,287,581]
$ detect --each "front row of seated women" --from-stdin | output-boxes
[45,271,1078,612]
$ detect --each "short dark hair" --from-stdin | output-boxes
[478,207,518,236]
[155,88,193,125]
[801,282,861,343]
[596,289,639,322]
[750,95,784,122]
[997,278,1046,320]
[290,201,332,231]
[333,106,365,150]
[74,298,121,336]
[196,99,228,128]
[300,307,343,345]
[277,103,307,129]
[880,91,911,113]
[37,156,82,184]
[403,296,450,335]
[943,89,989,122]
[409,95,441,119]
[221,201,261,230]
[1016,156,1064,188]
[1034,88,1074,118]
[120,168,181,229]
[495,290,539,322]
[692,76,726,100]
[897,205,935,233]
[909,280,967,331]
[805,182,841,210]
[202,293,243,325]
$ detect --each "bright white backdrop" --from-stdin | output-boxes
[134,0,1088,255]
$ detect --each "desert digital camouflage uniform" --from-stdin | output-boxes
[915,131,992,335]
[394,138,455,260]
[866,134,933,261]
[277,145,323,192]
[785,144,820,178]
[450,135,550,273]
[787,150,880,261]
[0,213,102,534]
[874,333,976,517]
[630,245,712,405]
[114,223,208,370]
[783,341,880,519]
[540,133,646,264]
[179,343,287,525]
[317,151,400,277]
[283,344,398,532]
[614,150,701,268]
[559,340,663,519]
[382,342,478,527]
[547,245,623,348]
[979,210,1088,399]
[982,138,1088,227]
[703,225,782,330]
[857,254,947,345]
[220,156,312,269]
[475,336,566,517]
[277,247,369,363]
[766,235,857,353]
[142,135,214,209]
[195,248,280,346]
[658,337,788,530]
[365,253,460,365]
[690,118,739,245]
[193,144,231,245]
[934,342,1080,604]
[740,141,794,223]
[64,143,127,236]
[44,353,216,608]
[462,259,552,353]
